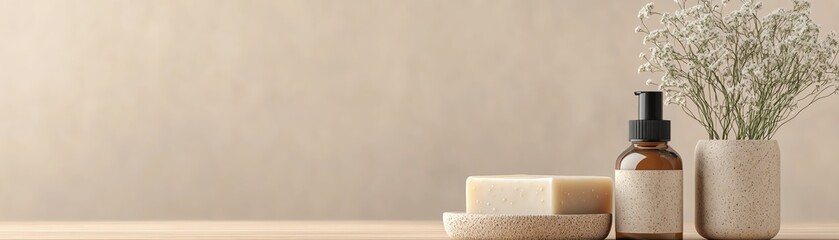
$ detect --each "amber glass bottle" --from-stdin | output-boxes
[614,91,683,240]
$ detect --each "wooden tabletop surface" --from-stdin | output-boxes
[0,221,834,239]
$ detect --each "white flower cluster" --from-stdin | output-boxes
[636,0,839,139]
[638,3,655,19]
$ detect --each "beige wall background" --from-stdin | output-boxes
[0,0,837,221]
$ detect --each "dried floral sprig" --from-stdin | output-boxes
[637,0,839,139]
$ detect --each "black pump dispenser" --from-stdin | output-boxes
[629,91,671,141]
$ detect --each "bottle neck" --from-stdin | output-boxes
[630,141,669,149]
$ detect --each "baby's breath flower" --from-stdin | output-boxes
[635,0,839,139]
[638,2,654,19]
[638,62,653,73]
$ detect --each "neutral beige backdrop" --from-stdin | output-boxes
[0,0,837,221]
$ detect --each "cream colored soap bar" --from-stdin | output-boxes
[466,175,612,215]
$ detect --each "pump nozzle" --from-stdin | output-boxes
[629,91,670,141]
[635,91,663,120]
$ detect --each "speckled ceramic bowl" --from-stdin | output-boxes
[442,212,611,240]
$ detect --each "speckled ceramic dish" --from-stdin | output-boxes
[442,212,611,240]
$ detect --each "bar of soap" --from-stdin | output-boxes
[466,175,612,215]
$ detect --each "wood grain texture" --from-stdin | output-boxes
[0,222,833,239]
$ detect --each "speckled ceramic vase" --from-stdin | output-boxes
[695,140,780,239]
